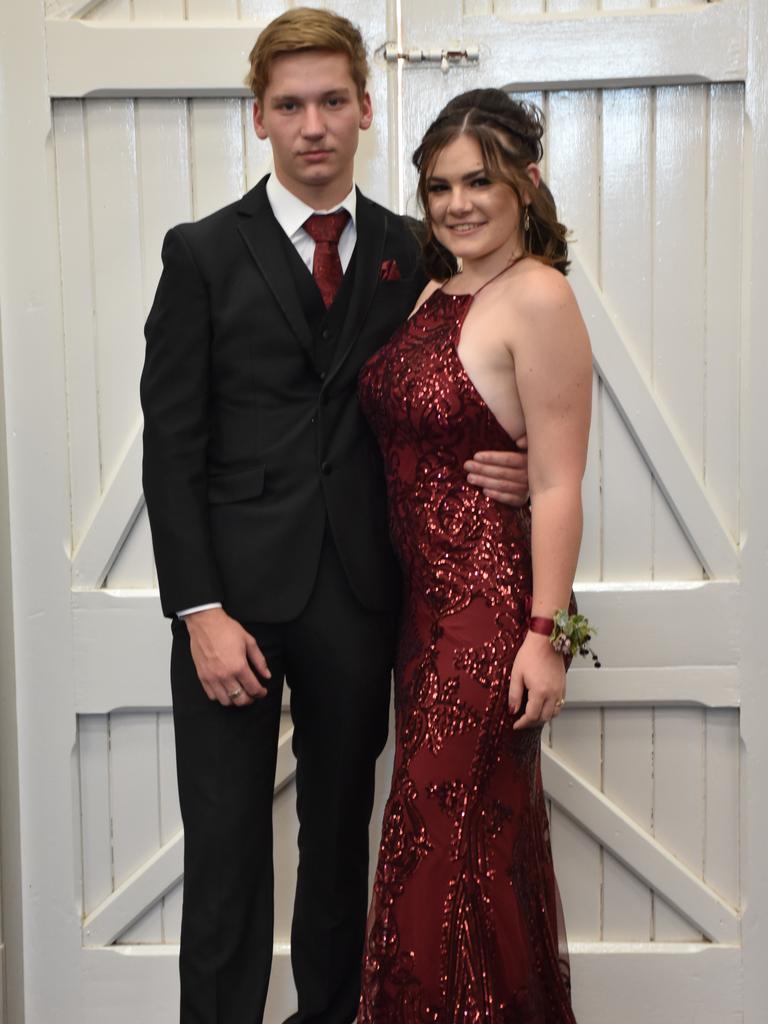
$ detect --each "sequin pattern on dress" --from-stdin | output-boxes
[357,288,576,1023]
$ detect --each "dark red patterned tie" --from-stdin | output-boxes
[303,210,351,308]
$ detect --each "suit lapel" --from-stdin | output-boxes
[236,179,315,361]
[326,189,387,386]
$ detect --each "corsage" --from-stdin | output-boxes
[529,610,600,667]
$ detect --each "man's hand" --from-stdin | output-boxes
[465,436,529,506]
[184,607,270,707]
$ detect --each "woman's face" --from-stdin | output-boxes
[426,133,528,265]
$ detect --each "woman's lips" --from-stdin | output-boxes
[446,222,486,233]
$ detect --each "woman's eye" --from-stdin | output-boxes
[427,183,448,193]
[471,177,491,187]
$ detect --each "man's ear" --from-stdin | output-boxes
[253,100,268,140]
[359,91,374,131]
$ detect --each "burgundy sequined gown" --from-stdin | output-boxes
[357,287,576,1023]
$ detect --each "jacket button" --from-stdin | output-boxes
[318,370,327,381]
[321,328,331,341]
[321,461,332,476]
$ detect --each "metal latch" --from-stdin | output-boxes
[383,43,480,73]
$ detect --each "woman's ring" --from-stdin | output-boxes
[229,687,243,700]
[554,698,565,709]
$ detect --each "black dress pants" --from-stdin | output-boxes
[171,534,397,1024]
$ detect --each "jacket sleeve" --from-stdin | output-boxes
[140,226,223,618]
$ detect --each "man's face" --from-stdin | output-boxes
[253,50,373,205]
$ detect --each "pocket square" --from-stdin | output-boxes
[379,258,401,282]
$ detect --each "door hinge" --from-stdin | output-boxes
[383,43,480,73]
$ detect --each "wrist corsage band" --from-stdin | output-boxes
[529,609,600,667]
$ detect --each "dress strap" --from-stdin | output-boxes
[471,254,525,298]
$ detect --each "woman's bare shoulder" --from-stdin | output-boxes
[511,260,575,315]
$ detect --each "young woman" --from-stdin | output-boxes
[357,89,591,1022]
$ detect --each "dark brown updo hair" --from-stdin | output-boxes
[412,89,569,280]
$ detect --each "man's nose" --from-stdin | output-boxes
[301,105,325,139]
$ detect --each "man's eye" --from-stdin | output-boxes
[326,97,345,108]
[278,102,297,112]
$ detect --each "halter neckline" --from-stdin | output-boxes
[438,254,525,300]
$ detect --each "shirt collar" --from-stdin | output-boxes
[266,173,357,239]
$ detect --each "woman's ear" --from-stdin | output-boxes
[524,162,542,202]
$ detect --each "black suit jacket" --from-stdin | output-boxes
[141,177,427,622]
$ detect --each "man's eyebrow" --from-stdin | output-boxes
[270,87,352,104]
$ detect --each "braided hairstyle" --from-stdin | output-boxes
[412,89,569,280]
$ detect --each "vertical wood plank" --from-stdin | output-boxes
[84,99,145,487]
[602,396,653,581]
[704,709,740,907]
[653,492,702,580]
[105,507,154,588]
[158,712,183,942]
[549,711,602,940]
[550,811,602,941]
[652,84,707,580]
[653,707,705,940]
[602,0,649,9]
[79,715,113,918]
[110,713,163,942]
[186,0,238,19]
[547,0,592,13]
[52,100,101,549]
[135,97,192,290]
[493,0,545,14]
[239,0,288,21]
[600,86,654,581]
[705,84,743,543]
[463,0,493,13]
[600,84,652,493]
[602,708,653,940]
[132,0,182,17]
[189,98,245,219]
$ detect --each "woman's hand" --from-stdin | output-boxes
[509,630,565,730]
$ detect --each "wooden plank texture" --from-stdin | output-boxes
[45,4,748,97]
[542,747,739,942]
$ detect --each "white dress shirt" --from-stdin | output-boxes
[177,174,358,620]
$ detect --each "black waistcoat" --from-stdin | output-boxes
[276,229,359,374]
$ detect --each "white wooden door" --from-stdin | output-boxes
[1,1,766,1022]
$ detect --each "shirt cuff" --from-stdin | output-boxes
[177,602,222,619]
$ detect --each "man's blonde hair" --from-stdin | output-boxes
[247,7,369,102]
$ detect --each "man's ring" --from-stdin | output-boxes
[228,687,243,700]
[554,698,565,708]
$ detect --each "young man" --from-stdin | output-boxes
[140,8,528,1023]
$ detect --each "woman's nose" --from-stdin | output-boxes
[447,187,472,214]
